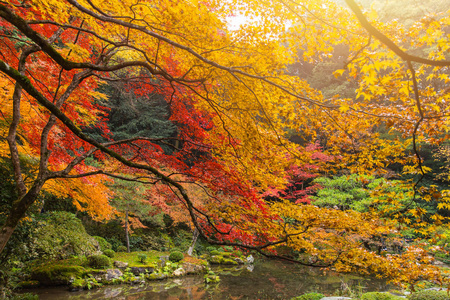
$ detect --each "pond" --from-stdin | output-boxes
[27,260,390,299]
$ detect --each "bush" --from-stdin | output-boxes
[169,251,184,262]
[87,255,111,269]
[103,249,115,258]
[117,245,127,252]
[210,250,220,256]
[291,292,324,300]
[408,290,449,300]
[93,236,112,252]
[206,246,216,253]
[137,253,147,263]
[105,237,124,252]
[361,292,404,300]
[26,212,98,260]
[222,246,234,252]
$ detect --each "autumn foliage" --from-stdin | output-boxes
[0,0,449,289]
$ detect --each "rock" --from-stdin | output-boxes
[221,258,238,265]
[246,264,254,272]
[103,287,123,298]
[31,264,87,286]
[181,262,206,274]
[130,267,154,276]
[246,255,254,264]
[320,297,352,300]
[433,260,446,266]
[234,258,245,264]
[114,261,128,268]
[173,268,186,277]
[147,273,168,280]
[209,255,222,264]
[104,269,123,281]
[158,256,169,268]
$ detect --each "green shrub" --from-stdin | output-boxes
[291,292,324,300]
[27,212,98,260]
[361,292,404,300]
[93,236,112,252]
[169,251,184,262]
[117,245,127,252]
[210,250,220,256]
[222,246,234,252]
[137,253,147,263]
[103,249,115,258]
[105,237,124,251]
[206,246,216,253]
[87,255,111,269]
[408,290,449,300]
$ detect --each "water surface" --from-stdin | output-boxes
[29,260,389,299]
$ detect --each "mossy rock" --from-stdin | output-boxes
[210,250,220,256]
[291,292,325,300]
[408,290,449,300]
[31,264,87,285]
[220,258,238,265]
[17,280,40,288]
[209,255,222,264]
[221,252,231,258]
[147,273,168,280]
[361,292,404,300]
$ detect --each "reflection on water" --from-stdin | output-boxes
[29,260,389,299]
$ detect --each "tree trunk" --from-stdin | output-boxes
[187,228,199,256]
[0,181,45,255]
[125,209,130,253]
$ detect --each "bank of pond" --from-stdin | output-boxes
[12,248,448,300]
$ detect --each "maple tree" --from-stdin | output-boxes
[0,0,449,288]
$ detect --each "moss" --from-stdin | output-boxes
[408,290,449,300]
[31,264,87,285]
[103,249,115,258]
[220,258,238,265]
[93,236,112,252]
[117,246,127,252]
[361,292,405,300]
[17,280,40,288]
[113,250,163,267]
[291,292,325,300]
[87,255,111,269]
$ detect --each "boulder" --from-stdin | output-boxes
[209,255,222,264]
[234,257,245,264]
[104,269,123,281]
[246,255,254,264]
[158,256,169,268]
[130,267,154,276]
[173,268,186,277]
[114,261,128,268]
[181,262,206,274]
[148,273,168,280]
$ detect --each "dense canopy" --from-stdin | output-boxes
[0,0,449,289]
